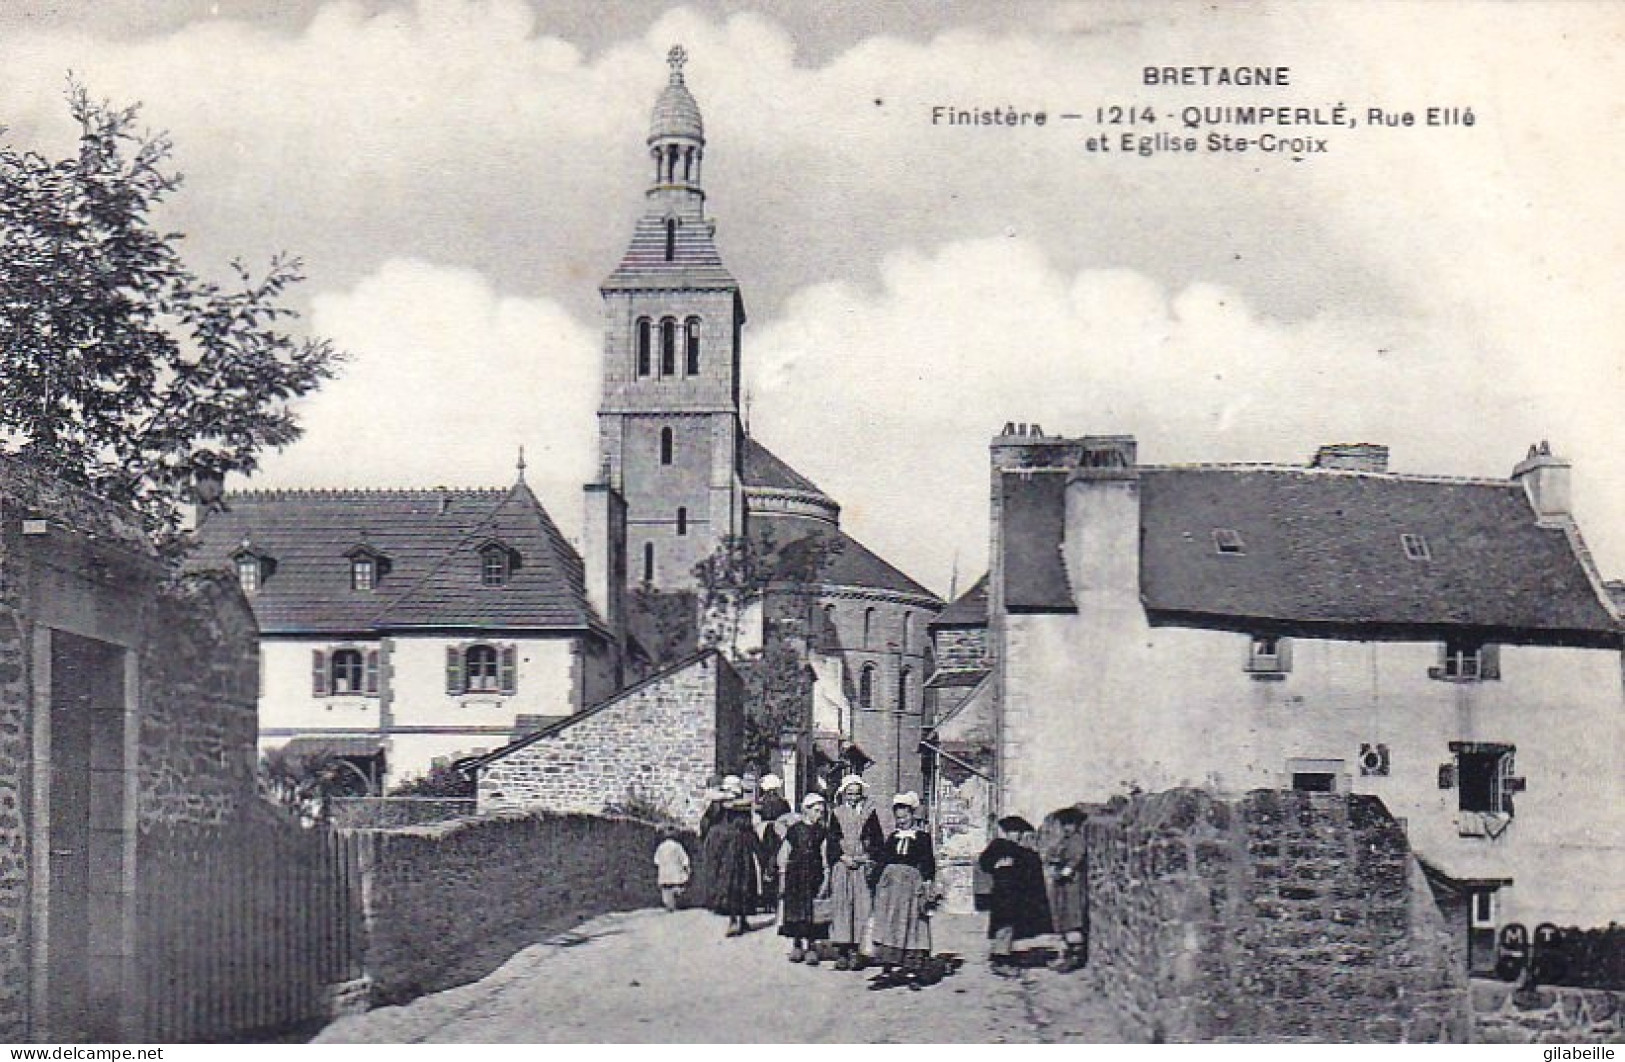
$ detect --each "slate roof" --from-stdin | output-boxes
[742,436,830,497]
[601,213,739,291]
[998,463,1621,639]
[751,511,941,604]
[932,573,989,628]
[190,483,601,635]
[1000,472,1074,613]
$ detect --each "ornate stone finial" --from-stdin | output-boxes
[516,445,528,483]
[667,44,688,83]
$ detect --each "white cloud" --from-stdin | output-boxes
[250,258,599,531]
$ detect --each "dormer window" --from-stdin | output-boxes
[1401,533,1431,561]
[479,542,517,587]
[345,545,389,591]
[1213,529,1246,555]
[236,554,260,593]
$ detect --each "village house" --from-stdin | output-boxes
[973,425,1625,966]
[190,471,620,789]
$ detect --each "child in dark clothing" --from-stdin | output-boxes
[977,815,1053,974]
[1044,807,1089,972]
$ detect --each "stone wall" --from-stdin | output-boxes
[357,811,664,1003]
[137,572,261,829]
[477,651,742,826]
[1472,981,1625,1043]
[933,627,988,671]
[1086,788,1469,1042]
[0,551,30,1038]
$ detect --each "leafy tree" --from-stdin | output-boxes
[388,762,475,799]
[0,82,341,550]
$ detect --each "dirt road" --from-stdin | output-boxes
[316,908,1127,1043]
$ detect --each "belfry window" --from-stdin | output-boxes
[859,664,875,711]
[660,318,676,376]
[676,506,688,536]
[660,427,674,465]
[643,542,656,583]
[665,218,676,262]
[685,317,701,375]
[636,318,651,377]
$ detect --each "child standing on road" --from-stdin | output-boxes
[1044,807,1089,972]
[654,830,691,912]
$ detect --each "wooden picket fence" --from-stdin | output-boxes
[135,815,366,1042]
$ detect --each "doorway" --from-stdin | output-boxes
[44,631,128,1041]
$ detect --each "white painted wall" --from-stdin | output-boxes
[1001,609,1625,928]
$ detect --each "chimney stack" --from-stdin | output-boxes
[1512,440,1571,523]
[1311,443,1389,474]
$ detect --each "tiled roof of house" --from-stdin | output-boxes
[932,572,989,627]
[751,511,941,604]
[601,213,738,291]
[998,464,1620,637]
[190,483,600,635]
[742,436,829,496]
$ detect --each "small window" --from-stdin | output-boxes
[858,664,875,710]
[660,427,674,466]
[236,555,260,593]
[636,318,652,377]
[1292,772,1336,793]
[664,218,676,262]
[1470,890,1496,929]
[676,506,688,536]
[863,607,875,648]
[643,542,655,584]
[1457,747,1516,815]
[685,317,701,375]
[1246,634,1292,674]
[330,648,365,695]
[1435,638,1498,681]
[660,318,676,376]
[1401,533,1431,561]
[465,644,499,692]
[902,611,913,650]
[897,666,912,712]
[351,558,375,591]
[481,546,510,587]
[1213,529,1245,555]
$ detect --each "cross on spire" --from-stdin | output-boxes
[667,44,688,82]
[516,445,527,483]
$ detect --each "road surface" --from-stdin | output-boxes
[317,908,1127,1043]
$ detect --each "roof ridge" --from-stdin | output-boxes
[227,486,507,500]
[1141,464,1514,486]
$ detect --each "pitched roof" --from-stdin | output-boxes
[602,213,739,291]
[933,572,989,628]
[375,482,600,630]
[998,464,1620,638]
[742,436,830,496]
[190,484,600,634]
[1000,472,1075,613]
[751,512,941,604]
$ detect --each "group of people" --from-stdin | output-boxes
[977,807,1090,974]
[652,773,1090,988]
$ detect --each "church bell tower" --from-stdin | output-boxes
[596,46,745,591]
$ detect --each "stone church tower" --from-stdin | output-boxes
[595,45,744,592]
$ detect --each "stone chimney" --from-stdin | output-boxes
[1512,440,1571,523]
[1064,436,1141,598]
[1310,443,1389,473]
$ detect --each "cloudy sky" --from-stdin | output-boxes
[3,1,1621,594]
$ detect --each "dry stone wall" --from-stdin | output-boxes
[1086,788,1470,1042]
[1472,981,1625,1043]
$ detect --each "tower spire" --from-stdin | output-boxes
[647,42,705,209]
[516,445,527,484]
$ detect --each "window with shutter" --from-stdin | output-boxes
[364,649,380,696]
[445,645,464,695]
[312,649,329,696]
[1246,634,1292,675]
[330,648,365,694]
[466,644,499,692]
[499,645,518,695]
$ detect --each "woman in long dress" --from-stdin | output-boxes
[868,791,937,989]
[827,774,885,971]
[778,792,836,963]
[707,777,761,937]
